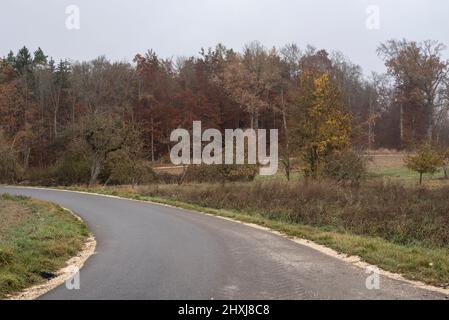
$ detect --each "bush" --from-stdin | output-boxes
[24,167,57,186]
[322,150,367,186]
[183,164,257,184]
[155,171,181,184]
[102,150,156,185]
[217,164,258,183]
[54,154,91,185]
[31,138,92,186]
[183,165,223,183]
[154,164,258,185]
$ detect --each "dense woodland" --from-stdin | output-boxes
[1,40,449,185]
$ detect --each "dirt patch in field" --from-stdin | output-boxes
[153,165,184,175]
[364,150,410,169]
[0,199,31,238]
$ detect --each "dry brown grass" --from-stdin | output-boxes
[129,180,449,249]
[364,149,410,169]
[153,165,184,175]
[0,198,30,238]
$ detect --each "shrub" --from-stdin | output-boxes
[53,153,91,185]
[217,164,258,183]
[183,165,222,183]
[155,171,181,184]
[183,164,257,184]
[24,167,57,186]
[102,150,156,185]
[49,138,91,185]
[322,149,367,186]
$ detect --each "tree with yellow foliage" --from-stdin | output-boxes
[290,71,352,177]
[405,144,444,185]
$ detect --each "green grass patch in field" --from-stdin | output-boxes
[0,194,88,299]
[370,165,447,186]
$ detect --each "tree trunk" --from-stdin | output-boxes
[89,154,102,186]
[103,177,110,188]
[151,116,155,162]
[72,97,76,125]
[427,106,433,144]
[254,111,259,129]
[419,172,423,185]
[249,111,254,129]
[23,147,30,170]
[54,109,58,138]
[178,165,187,185]
[281,88,291,180]
[368,90,373,152]
[399,104,404,149]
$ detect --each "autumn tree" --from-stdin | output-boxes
[134,50,180,160]
[217,42,278,129]
[277,44,302,179]
[366,73,392,150]
[101,123,153,186]
[0,60,24,138]
[378,40,448,147]
[290,71,352,178]
[405,144,444,184]
[0,49,40,169]
[80,113,133,186]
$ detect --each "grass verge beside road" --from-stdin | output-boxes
[0,194,89,299]
[57,181,449,288]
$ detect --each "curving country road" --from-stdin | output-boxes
[0,187,447,300]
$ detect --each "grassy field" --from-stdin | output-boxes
[371,166,448,186]
[0,194,89,299]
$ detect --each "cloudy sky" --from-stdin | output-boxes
[1,0,448,74]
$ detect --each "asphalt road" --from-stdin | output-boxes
[0,187,447,300]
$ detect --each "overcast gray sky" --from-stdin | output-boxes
[1,0,448,74]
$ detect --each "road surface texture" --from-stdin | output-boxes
[0,187,447,300]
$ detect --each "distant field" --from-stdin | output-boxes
[153,165,184,175]
[364,150,408,169]
[151,149,449,187]
[365,150,448,187]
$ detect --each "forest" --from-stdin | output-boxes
[1,39,449,186]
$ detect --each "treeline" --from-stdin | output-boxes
[0,40,448,185]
